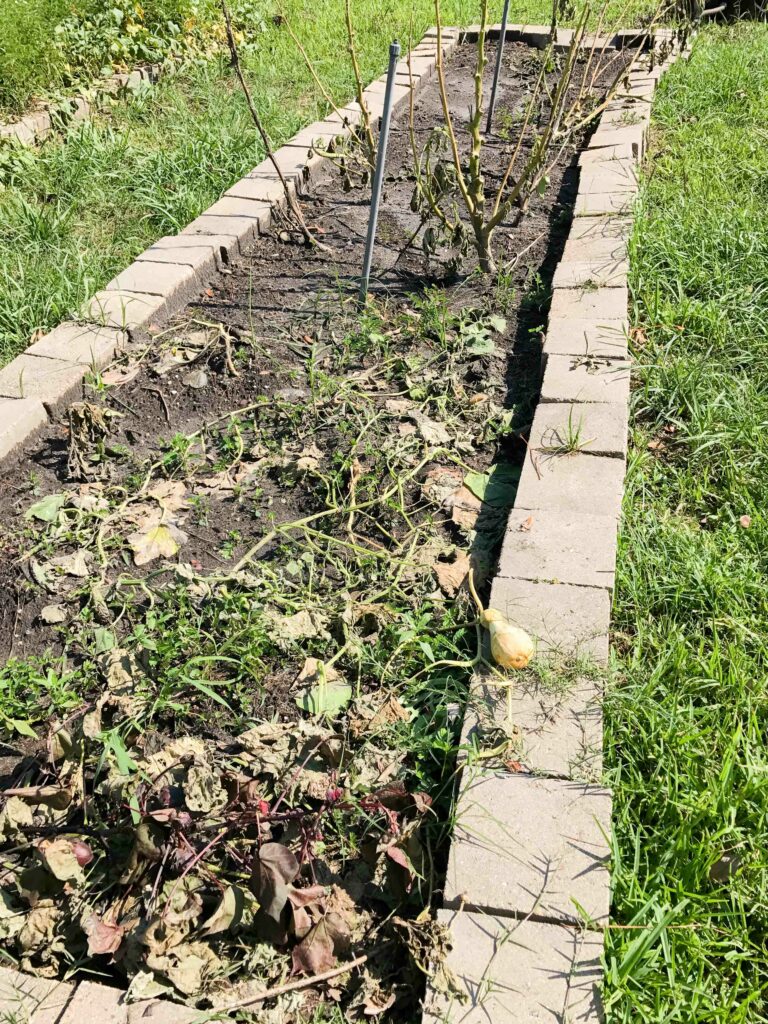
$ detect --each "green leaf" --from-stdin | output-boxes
[106,731,138,775]
[8,718,37,738]
[94,628,116,654]
[463,462,521,507]
[296,680,353,716]
[183,676,233,710]
[466,334,495,356]
[24,493,66,522]
[487,315,507,333]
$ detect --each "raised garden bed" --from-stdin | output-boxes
[0,27,655,1023]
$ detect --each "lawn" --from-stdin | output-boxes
[605,23,768,1023]
[0,0,654,369]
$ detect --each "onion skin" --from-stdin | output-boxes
[480,608,535,669]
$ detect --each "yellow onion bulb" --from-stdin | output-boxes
[480,608,535,669]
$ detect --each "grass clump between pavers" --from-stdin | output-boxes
[604,24,768,1023]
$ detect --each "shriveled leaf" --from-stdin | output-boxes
[410,413,450,446]
[25,493,66,522]
[291,916,336,976]
[252,842,299,942]
[40,604,67,624]
[128,521,187,566]
[487,314,507,333]
[37,837,87,883]
[48,549,90,577]
[433,551,471,597]
[84,913,124,955]
[201,885,246,936]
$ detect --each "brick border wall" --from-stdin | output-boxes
[0,24,685,1024]
[423,29,691,1024]
[0,65,163,147]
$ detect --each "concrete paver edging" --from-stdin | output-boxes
[0,22,691,1024]
[0,64,164,149]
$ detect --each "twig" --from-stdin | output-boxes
[223,945,387,1010]
[221,1,324,250]
[142,386,170,423]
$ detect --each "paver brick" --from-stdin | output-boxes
[26,322,125,369]
[588,121,645,158]
[488,577,611,664]
[552,257,627,289]
[530,400,628,458]
[58,980,198,1023]
[544,318,628,359]
[515,448,625,521]
[567,214,633,242]
[182,213,260,249]
[498,508,619,589]
[463,667,603,779]
[579,141,636,164]
[0,397,48,459]
[82,289,168,331]
[578,160,638,193]
[540,354,630,405]
[227,173,296,204]
[561,232,628,264]
[0,353,85,409]
[549,286,628,321]
[137,233,238,270]
[445,772,612,923]
[106,260,200,302]
[0,966,74,1024]
[202,195,272,230]
[423,911,604,1024]
[575,190,634,216]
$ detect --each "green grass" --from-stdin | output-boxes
[605,24,768,1022]
[0,0,658,368]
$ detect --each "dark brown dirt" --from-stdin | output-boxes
[0,41,624,669]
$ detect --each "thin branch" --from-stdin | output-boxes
[221,1,322,249]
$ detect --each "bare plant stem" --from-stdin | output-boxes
[344,0,377,168]
[221,1,322,249]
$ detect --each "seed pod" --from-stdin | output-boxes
[480,608,535,669]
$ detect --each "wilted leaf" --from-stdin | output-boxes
[48,549,90,577]
[421,467,463,507]
[433,551,471,597]
[127,521,187,566]
[410,413,450,446]
[252,842,300,943]
[40,604,67,624]
[487,314,507,333]
[296,672,353,717]
[25,493,66,522]
[291,916,336,975]
[201,885,246,936]
[84,913,124,955]
[37,837,87,883]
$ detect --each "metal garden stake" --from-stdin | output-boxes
[486,0,512,135]
[359,39,401,304]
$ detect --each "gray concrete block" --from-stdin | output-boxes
[575,191,634,217]
[552,258,627,290]
[57,979,199,1023]
[0,966,74,1024]
[588,121,645,158]
[463,668,603,780]
[0,353,84,409]
[498,508,618,589]
[0,397,48,458]
[561,232,628,264]
[106,259,200,302]
[541,354,630,405]
[544,318,628,359]
[567,214,633,242]
[549,287,628,321]
[182,213,260,250]
[445,772,611,923]
[515,448,625,521]
[138,233,238,269]
[227,172,296,204]
[202,195,272,229]
[82,289,168,331]
[488,577,611,664]
[578,160,638,193]
[135,238,220,276]
[26,322,125,369]
[530,400,628,459]
[579,141,635,164]
[423,911,604,1024]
